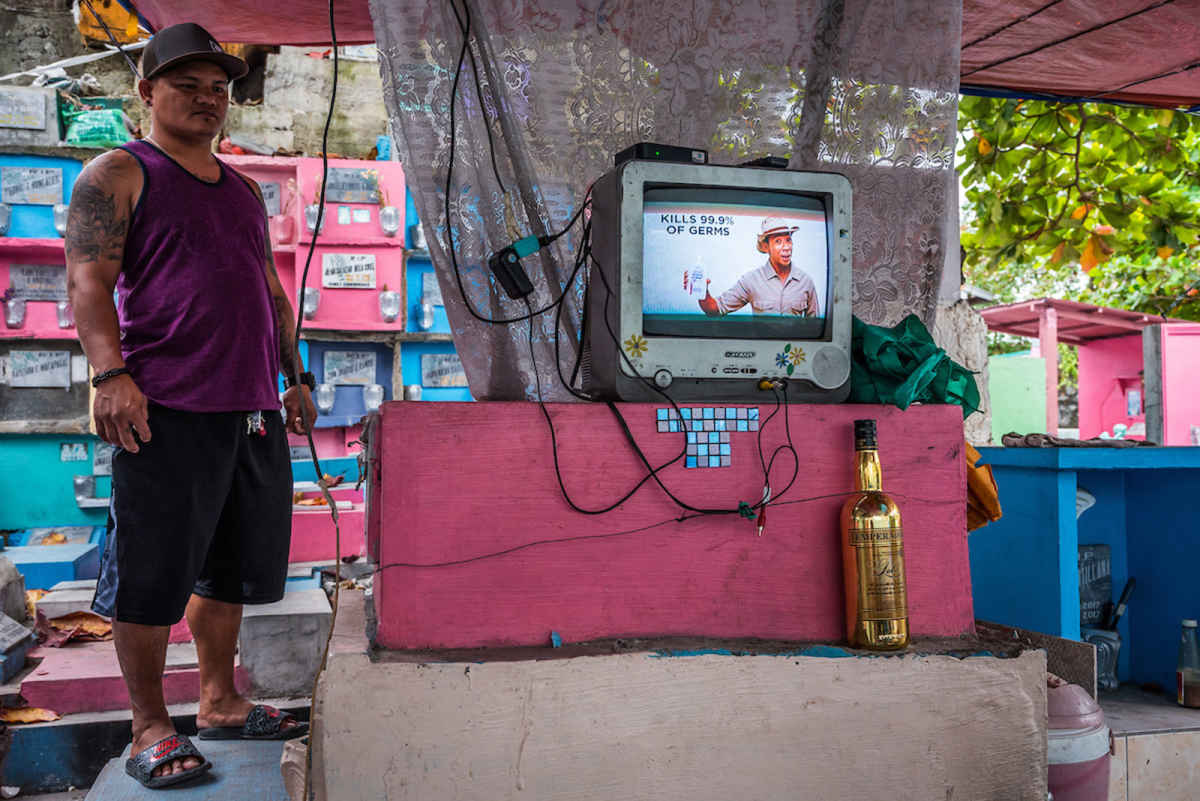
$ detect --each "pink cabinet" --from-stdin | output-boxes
[0,238,74,340]
[217,154,406,333]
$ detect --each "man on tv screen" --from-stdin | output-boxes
[697,217,821,317]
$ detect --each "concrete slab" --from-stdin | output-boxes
[312,646,1048,800]
[35,587,99,619]
[1102,684,1200,735]
[86,739,291,800]
[50,578,99,592]
[6,543,100,591]
[239,589,331,697]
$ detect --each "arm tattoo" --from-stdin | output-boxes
[275,295,299,378]
[248,178,298,376]
[65,176,127,264]
[264,239,280,281]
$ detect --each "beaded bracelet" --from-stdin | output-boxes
[91,366,130,388]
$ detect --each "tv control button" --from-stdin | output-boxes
[654,370,673,388]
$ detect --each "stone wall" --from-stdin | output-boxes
[933,299,993,446]
[225,48,389,159]
[0,1,136,97]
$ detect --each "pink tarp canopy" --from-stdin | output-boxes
[130,0,377,46]
[962,0,1200,109]
[130,0,1200,107]
[980,298,1184,345]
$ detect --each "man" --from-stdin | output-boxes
[65,23,316,789]
[698,217,821,317]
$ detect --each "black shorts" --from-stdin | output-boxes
[93,402,292,626]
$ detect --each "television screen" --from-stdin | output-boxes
[641,186,829,340]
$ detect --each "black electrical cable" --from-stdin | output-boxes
[442,0,587,326]
[299,2,342,797]
[1095,58,1200,100]
[437,1,794,521]
[524,294,686,515]
[79,0,142,79]
[447,0,506,195]
[960,0,1066,50]
[590,247,799,515]
[372,490,957,571]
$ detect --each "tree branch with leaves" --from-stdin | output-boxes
[959,96,1200,320]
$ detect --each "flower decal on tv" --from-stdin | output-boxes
[623,334,648,359]
[775,343,806,375]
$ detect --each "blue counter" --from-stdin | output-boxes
[972,446,1200,691]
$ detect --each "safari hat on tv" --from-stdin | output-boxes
[756,217,799,253]
[140,22,249,81]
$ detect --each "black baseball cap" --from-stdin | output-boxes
[140,23,248,81]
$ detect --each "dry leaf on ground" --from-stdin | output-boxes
[25,589,49,620]
[48,611,112,639]
[0,707,62,724]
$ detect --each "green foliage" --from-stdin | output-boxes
[958,97,1200,321]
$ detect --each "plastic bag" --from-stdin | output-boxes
[64,109,131,149]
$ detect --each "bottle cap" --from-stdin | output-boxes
[1185,620,1198,628]
[854,419,877,451]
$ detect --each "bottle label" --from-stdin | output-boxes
[850,528,902,545]
[850,526,908,619]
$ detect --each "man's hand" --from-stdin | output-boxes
[698,280,720,316]
[283,385,318,435]
[94,374,151,452]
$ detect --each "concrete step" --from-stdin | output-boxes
[86,738,294,800]
[239,589,332,697]
[33,587,98,619]
[1,697,308,796]
[19,641,248,716]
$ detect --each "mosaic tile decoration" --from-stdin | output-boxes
[656,407,759,468]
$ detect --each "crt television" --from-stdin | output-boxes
[583,160,853,403]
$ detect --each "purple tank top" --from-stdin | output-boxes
[116,140,280,412]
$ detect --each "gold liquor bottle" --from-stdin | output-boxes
[840,419,909,649]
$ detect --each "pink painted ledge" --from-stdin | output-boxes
[21,640,248,715]
[367,401,973,651]
[290,508,365,563]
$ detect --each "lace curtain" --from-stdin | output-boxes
[371,0,960,400]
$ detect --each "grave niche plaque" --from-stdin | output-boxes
[324,167,380,204]
[1,166,63,205]
[0,89,46,130]
[1079,544,1112,628]
[0,614,32,655]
